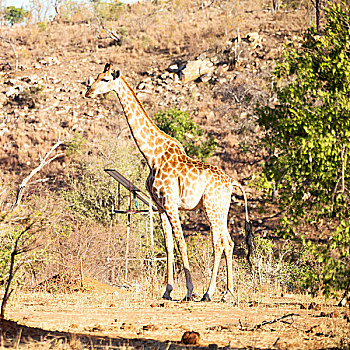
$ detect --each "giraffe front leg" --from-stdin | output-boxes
[165,208,194,301]
[160,212,174,300]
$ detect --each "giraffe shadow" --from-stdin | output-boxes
[0,318,264,350]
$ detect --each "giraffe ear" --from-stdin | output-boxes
[113,70,121,80]
[103,63,111,73]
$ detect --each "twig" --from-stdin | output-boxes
[15,327,22,348]
[272,337,280,347]
[253,313,300,330]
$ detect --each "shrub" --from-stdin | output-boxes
[63,137,148,225]
[4,6,28,26]
[154,108,217,161]
[93,0,123,21]
[250,236,312,292]
[256,2,350,300]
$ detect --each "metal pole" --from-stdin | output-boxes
[149,197,154,252]
[125,184,132,281]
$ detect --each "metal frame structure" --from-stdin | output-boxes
[104,169,158,281]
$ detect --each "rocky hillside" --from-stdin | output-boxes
[0,0,310,235]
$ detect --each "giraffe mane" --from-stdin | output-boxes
[120,75,185,151]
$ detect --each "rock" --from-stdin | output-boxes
[6,86,18,97]
[6,79,18,86]
[200,73,212,82]
[168,64,179,71]
[143,324,159,331]
[180,59,214,83]
[0,127,9,136]
[0,94,7,106]
[246,32,262,48]
[137,82,146,90]
[38,56,60,66]
[120,322,135,331]
[21,75,39,84]
[181,331,200,345]
[246,32,259,42]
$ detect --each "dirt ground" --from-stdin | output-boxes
[2,285,349,349]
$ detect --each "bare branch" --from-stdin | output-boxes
[91,16,121,44]
[10,136,65,212]
[253,313,300,330]
[0,35,18,70]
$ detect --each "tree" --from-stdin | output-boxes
[3,6,27,25]
[256,2,350,302]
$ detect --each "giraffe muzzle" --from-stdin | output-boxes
[85,88,94,98]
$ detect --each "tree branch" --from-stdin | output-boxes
[10,136,64,212]
[253,313,300,330]
[0,35,19,70]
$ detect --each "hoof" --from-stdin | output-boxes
[201,293,211,302]
[182,295,194,302]
[162,294,172,301]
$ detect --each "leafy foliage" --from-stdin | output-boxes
[63,137,148,225]
[4,6,27,26]
[256,3,350,299]
[154,108,217,161]
[93,0,124,21]
[251,236,312,292]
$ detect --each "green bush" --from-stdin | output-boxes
[250,236,312,292]
[4,6,27,26]
[93,0,123,21]
[256,2,350,300]
[154,108,217,161]
[0,205,49,294]
[63,137,148,225]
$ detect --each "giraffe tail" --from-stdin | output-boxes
[232,180,254,270]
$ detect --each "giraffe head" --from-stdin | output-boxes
[85,63,121,98]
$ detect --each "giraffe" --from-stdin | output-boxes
[85,63,252,301]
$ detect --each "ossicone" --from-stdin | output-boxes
[113,70,121,79]
[103,63,112,73]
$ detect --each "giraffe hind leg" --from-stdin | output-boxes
[164,206,194,301]
[223,234,235,300]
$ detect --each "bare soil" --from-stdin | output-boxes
[2,286,349,349]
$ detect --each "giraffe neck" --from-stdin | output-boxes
[115,76,185,168]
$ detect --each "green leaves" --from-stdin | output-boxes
[3,6,28,26]
[256,2,350,299]
[154,108,217,161]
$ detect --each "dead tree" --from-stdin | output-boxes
[10,136,64,212]
[90,16,121,45]
[0,137,64,318]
